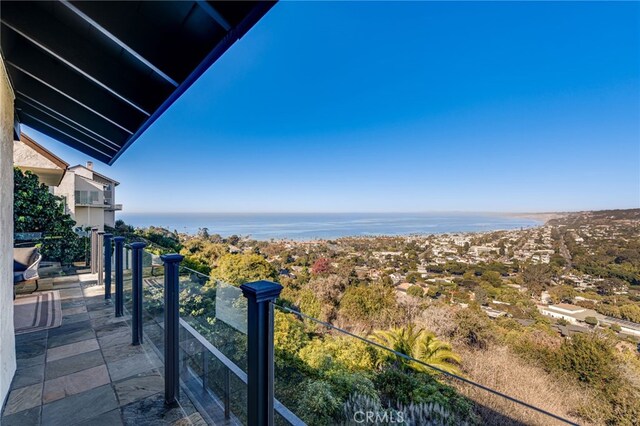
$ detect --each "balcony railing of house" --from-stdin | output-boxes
[105,203,123,211]
[76,202,105,207]
[95,235,579,426]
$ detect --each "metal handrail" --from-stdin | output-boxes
[274,303,578,426]
[179,265,210,280]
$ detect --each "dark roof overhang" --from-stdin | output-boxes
[1,1,276,164]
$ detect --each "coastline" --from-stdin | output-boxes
[119,212,542,241]
[501,212,568,224]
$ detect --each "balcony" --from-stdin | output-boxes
[73,201,122,211]
[74,200,104,207]
[105,204,123,211]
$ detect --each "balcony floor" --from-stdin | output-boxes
[2,276,206,426]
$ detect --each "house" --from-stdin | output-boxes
[538,303,601,325]
[13,132,68,187]
[481,306,508,319]
[389,272,404,284]
[601,317,640,337]
[396,282,414,293]
[539,304,640,336]
[54,162,121,231]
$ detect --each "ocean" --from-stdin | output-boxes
[117,213,541,241]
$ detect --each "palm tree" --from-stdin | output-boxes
[370,324,462,375]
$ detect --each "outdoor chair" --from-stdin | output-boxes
[14,247,42,295]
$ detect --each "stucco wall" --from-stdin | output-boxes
[104,210,115,228]
[75,175,104,202]
[13,140,60,169]
[0,59,17,406]
[54,171,76,216]
[75,206,105,231]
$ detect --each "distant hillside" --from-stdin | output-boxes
[547,208,640,226]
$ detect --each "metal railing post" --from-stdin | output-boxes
[240,280,283,426]
[103,233,113,300]
[161,253,184,405]
[202,350,208,390]
[114,237,125,317]
[90,227,98,273]
[130,242,146,346]
[224,367,230,419]
[97,231,105,288]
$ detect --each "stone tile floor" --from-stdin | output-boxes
[2,276,206,426]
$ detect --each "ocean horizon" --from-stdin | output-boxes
[117,212,542,241]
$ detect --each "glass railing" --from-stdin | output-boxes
[128,253,253,425]
[176,267,249,424]
[123,246,133,314]
[141,250,165,352]
[272,303,577,426]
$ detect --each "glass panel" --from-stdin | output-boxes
[141,249,165,355]
[123,247,133,314]
[177,267,249,424]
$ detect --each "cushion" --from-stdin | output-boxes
[14,247,37,271]
[14,271,25,284]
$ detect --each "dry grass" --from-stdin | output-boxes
[452,346,601,426]
[416,304,459,337]
[416,304,605,425]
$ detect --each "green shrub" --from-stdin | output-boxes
[298,381,341,425]
[14,168,86,264]
[556,334,619,390]
[584,316,598,326]
[407,285,424,298]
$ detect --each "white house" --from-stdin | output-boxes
[538,303,600,325]
[54,161,122,231]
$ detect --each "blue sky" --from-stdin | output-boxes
[25,1,640,213]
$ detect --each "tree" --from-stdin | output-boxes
[620,304,640,323]
[14,168,85,264]
[311,257,332,275]
[338,283,397,329]
[310,275,346,304]
[210,253,277,286]
[299,336,376,372]
[370,324,461,375]
[452,308,494,350]
[308,275,346,322]
[180,238,226,270]
[522,263,552,296]
[549,285,576,304]
[482,270,502,286]
[597,278,628,296]
[474,287,488,306]
[406,272,423,284]
[274,311,309,353]
[197,227,210,239]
